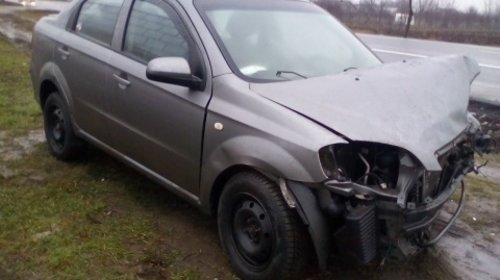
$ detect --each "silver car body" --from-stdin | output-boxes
[30,0,488,270]
[31,0,346,209]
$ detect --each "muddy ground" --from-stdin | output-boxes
[0,8,34,52]
[0,7,499,280]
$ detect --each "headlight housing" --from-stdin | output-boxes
[320,142,408,190]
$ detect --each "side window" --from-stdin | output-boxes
[123,0,190,63]
[75,0,124,45]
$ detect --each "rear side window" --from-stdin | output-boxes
[123,0,190,63]
[75,0,124,45]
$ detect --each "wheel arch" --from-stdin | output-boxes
[199,135,321,215]
[208,164,275,216]
[37,62,74,110]
[200,137,331,270]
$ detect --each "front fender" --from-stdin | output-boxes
[210,135,312,178]
[199,134,327,213]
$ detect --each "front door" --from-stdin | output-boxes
[106,0,211,195]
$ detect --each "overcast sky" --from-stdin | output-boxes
[453,0,499,12]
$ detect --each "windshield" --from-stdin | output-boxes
[197,0,381,81]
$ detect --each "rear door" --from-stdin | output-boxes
[54,0,124,145]
[106,0,211,195]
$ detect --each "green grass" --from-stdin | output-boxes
[0,144,216,279]
[466,176,500,200]
[0,37,41,134]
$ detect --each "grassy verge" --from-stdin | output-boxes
[467,175,500,200]
[0,36,40,134]
[0,145,210,279]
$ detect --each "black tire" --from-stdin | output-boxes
[218,172,310,280]
[43,93,85,160]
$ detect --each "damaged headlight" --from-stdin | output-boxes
[320,142,420,192]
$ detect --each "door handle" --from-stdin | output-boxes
[113,73,131,90]
[57,46,70,60]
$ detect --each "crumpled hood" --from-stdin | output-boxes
[250,55,480,171]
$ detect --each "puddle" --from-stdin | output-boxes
[477,163,500,183]
[439,230,500,280]
[0,16,32,49]
[0,129,45,162]
[437,186,500,280]
[0,129,45,179]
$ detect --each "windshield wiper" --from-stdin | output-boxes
[276,70,307,80]
[343,67,357,72]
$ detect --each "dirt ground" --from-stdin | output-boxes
[0,7,499,280]
[441,99,500,280]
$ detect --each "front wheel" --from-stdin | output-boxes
[218,172,310,280]
[43,93,85,160]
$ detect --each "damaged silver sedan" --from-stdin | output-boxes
[30,0,491,278]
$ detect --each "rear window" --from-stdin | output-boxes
[75,0,124,45]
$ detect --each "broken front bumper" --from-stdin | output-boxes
[287,131,490,269]
[325,168,469,264]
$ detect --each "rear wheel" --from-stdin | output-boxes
[43,93,85,160]
[218,172,310,280]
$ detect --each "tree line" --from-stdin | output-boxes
[315,0,500,45]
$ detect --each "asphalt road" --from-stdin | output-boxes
[358,34,500,105]
[31,0,67,11]
[2,0,68,11]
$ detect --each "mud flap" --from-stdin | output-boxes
[287,181,330,270]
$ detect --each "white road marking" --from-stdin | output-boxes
[478,63,500,70]
[372,48,428,58]
[372,48,500,70]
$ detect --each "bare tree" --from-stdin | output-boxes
[462,6,479,29]
[441,0,457,10]
[416,0,438,26]
[377,1,387,28]
[483,0,496,16]
[494,1,500,29]
[358,0,378,24]
[482,0,498,28]
[416,0,438,13]
[404,0,414,37]
[434,0,456,29]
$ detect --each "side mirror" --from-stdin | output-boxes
[146,57,203,90]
